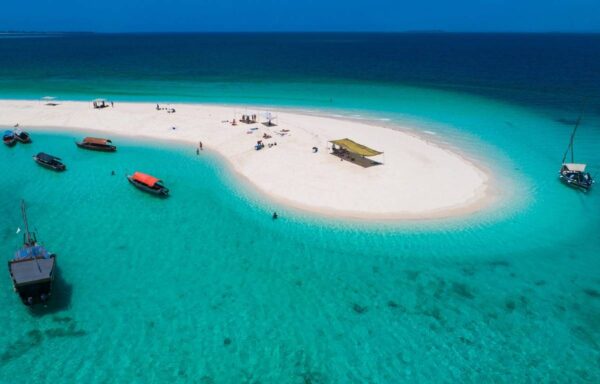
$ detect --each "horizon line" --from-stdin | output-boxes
[2,30,600,35]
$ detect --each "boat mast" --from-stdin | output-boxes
[562,109,584,164]
[21,200,43,273]
[21,200,32,245]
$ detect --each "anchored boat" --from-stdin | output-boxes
[33,152,66,171]
[127,171,169,196]
[14,129,32,143]
[560,163,593,190]
[76,137,116,152]
[8,201,56,306]
[559,112,594,191]
[3,130,16,147]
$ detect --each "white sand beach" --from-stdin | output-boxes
[0,99,492,219]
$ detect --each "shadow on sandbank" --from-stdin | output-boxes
[330,152,382,168]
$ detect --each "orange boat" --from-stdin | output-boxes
[76,137,116,152]
[127,172,169,196]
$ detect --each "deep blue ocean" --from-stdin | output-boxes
[0,33,599,383]
[1,33,600,110]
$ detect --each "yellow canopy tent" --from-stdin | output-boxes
[329,138,383,157]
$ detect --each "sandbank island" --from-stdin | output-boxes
[0,99,492,220]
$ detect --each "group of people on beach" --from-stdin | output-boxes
[92,100,113,109]
[255,140,277,150]
[241,114,256,123]
[156,104,176,113]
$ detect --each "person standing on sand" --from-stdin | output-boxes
[199,141,203,151]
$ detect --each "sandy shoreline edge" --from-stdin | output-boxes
[1,99,495,220]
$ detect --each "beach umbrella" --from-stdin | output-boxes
[262,111,277,124]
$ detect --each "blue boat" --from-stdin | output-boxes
[8,201,56,306]
[3,130,16,147]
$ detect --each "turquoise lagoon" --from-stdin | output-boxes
[0,87,599,383]
[1,33,599,383]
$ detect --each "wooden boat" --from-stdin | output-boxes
[8,201,56,306]
[76,137,116,152]
[127,171,169,196]
[33,152,66,171]
[560,163,593,190]
[14,129,32,143]
[559,112,594,191]
[3,130,16,147]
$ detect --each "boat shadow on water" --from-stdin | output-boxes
[28,268,73,317]
[0,269,84,364]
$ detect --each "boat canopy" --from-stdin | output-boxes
[132,172,161,187]
[3,130,14,137]
[10,258,54,286]
[329,138,383,157]
[37,152,60,162]
[83,137,111,145]
[563,163,587,172]
[15,245,51,260]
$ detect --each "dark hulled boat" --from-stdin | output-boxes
[33,152,66,171]
[14,129,32,143]
[127,171,169,196]
[3,130,16,147]
[8,201,56,306]
[76,137,116,152]
[559,111,594,191]
[560,163,593,190]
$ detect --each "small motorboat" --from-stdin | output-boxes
[3,130,16,147]
[14,129,32,143]
[33,152,66,171]
[9,201,56,306]
[76,137,116,152]
[127,171,169,196]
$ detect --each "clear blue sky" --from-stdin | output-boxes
[1,0,599,33]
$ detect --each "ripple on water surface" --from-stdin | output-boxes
[0,101,598,384]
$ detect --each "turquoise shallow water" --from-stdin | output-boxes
[1,33,600,383]
[0,90,599,382]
